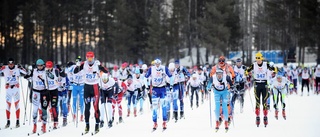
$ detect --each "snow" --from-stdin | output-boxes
[0,77,319,137]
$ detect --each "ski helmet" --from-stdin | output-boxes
[8,58,15,64]
[46,61,54,69]
[36,59,45,65]
[86,51,95,62]
[142,64,148,70]
[255,52,263,60]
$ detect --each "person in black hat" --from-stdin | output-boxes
[0,58,27,128]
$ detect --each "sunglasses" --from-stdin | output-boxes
[256,57,262,60]
[218,60,225,62]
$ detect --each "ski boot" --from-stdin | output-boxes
[108,120,113,128]
[119,117,123,123]
[84,124,89,134]
[62,118,67,127]
[95,123,99,133]
[162,121,167,130]
[180,111,184,119]
[224,121,229,131]
[32,124,37,133]
[41,123,46,133]
[173,111,178,122]
[139,108,143,114]
[263,116,268,127]
[215,121,220,132]
[80,115,84,122]
[100,120,104,128]
[282,109,286,120]
[134,108,137,117]
[256,117,260,127]
[275,110,279,120]
[5,120,10,128]
[16,120,20,128]
[53,122,58,129]
[153,122,158,130]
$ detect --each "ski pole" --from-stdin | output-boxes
[247,83,254,112]
[22,78,29,125]
[209,91,212,128]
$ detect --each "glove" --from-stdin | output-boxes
[76,61,81,67]
[28,65,33,71]
[176,68,180,73]
[95,60,101,66]
[1,65,5,70]
[17,64,22,69]
[289,83,294,89]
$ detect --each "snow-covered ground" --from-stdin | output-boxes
[0,77,319,137]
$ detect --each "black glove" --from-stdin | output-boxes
[176,68,180,73]
[17,64,22,69]
[29,90,33,103]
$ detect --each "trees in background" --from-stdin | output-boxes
[0,0,318,66]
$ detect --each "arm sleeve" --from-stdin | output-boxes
[24,69,34,79]
[73,64,84,73]
[267,62,277,72]
[206,77,212,90]
[99,65,109,73]
[245,64,254,75]
[182,67,190,77]
[226,75,233,87]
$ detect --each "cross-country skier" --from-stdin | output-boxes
[99,73,118,128]
[45,61,62,129]
[186,73,203,109]
[207,68,233,131]
[24,59,50,133]
[134,67,146,115]
[73,51,108,134]
[290,65,299,94]
[245,52,277,127]
[71,56,85,122]
[125,73,139,117]
[56,71,68,126]
[315,65,320,94]
[270,72,293,120]
[230,58,246,114]
[173,59,190,120]
[0,58,27,128]
[301,67,311,96]
[145,59,172,130]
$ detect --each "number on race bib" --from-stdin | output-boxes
[256,74,265,79]
[86,74,96,79]
[48,81,54,85]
